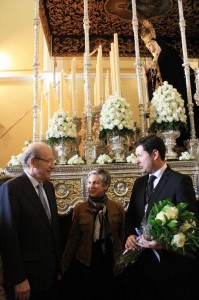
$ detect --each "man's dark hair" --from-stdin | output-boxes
[134,135,166,160]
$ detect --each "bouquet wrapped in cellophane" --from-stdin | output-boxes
[113,245,144,277]
[147,198,199,256]
[113,198,199,277]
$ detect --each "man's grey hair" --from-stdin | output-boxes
[21,142,51,168]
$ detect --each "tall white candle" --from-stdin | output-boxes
[105,69,110,100]
[96,62,100,106]
[98,45,104,103]
[71,58,76,117]
[114,33,121,95]
[60,70,64,111]
[94,78,97,107]
[110,44,116,95]
[40,91,44,140]
[48,83,52,127]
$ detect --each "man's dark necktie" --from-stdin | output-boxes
[37,184,51,221]
[147,175,157,197]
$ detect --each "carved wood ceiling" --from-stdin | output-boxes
[39,0,199,58]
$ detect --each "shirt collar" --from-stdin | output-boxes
[24,170,41,189]
[151,163,167,179]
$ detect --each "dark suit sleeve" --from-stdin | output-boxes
[0,182,27,285]
[173,173,199,218]
[125,176,147,238]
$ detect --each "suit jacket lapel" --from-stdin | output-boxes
[20,173,52,226]
[146,167,171,215]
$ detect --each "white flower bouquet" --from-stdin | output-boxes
[96,154,113,164]
[147,198,199,255]
[99,94,135,139]
[113,198,199,277]
[179,151,194,161]
[46,110,77,144]
[7,154,22,166]
[126,153,137,163]
[149,81,188,133]
[67,155,85,165]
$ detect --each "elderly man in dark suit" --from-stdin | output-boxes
[0,175,13,300]
[0,142,61,300]
[125,135,199,300]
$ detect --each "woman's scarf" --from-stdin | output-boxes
[88,195,112,253]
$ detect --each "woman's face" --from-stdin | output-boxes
[87,174,108,198]
[146,40,158,54]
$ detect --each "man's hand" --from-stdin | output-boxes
[136,234,162,250]
[125,234,138,250]
[15,279,30,300]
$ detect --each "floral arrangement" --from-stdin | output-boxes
[99,94,135,139]
[179,151,194,161]
[0,168,5,175]
[113,198,199,276]
[96,154,113,164]
[126,153,137,163]
[7,154,22,166]
[46,110,77,145]
[147,198,199,256]
[7,140,32,167]
[149,81,188,133]
[67,155,85,165]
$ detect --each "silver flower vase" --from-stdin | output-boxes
[158,130,180,160]
[108,135,126,162]
[54,140,75,165]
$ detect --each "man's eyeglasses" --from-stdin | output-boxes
[35,156,55,164]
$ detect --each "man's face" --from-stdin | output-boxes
[135,145,154,174]
[31,147,55,182]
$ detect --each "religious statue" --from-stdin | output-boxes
[140,19,199,147]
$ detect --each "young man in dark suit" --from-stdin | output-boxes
[125,135,199,300]
[0,142,61,300]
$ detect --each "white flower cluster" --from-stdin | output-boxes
[22,140,32,152]
[96,154,113,164]
[126,153,137,163]
[171,233,185,248]
[46,111,77,142]
[7,140,32,167]
[155,204,178,224]
[179,151,194,161]
[99,94,135,132]
[7,154,22,166]
[150,81,187,125]
[67,155,85,165]
[0,168,5,175]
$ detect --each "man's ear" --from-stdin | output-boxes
[152,149,159,160]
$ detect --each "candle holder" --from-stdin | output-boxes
[73,116,82,156]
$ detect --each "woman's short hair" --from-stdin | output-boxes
[87,168,111,186]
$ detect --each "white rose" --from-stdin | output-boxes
[155,211,166,224]
[171,232,185,248]
[163,205,178,219]
[180,220,196,232]
[126,153,137,163]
